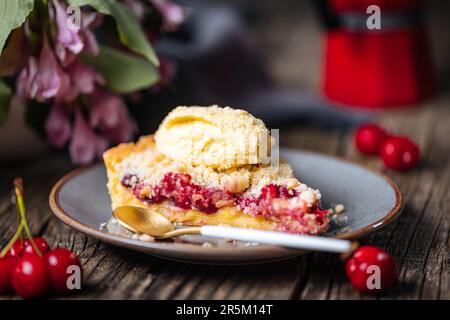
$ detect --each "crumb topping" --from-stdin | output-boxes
[116,145,320,199]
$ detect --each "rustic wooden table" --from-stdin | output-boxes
[1,0,449,301]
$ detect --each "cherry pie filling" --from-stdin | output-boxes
[121,172,329,234]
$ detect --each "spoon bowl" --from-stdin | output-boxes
[113,206,174,236]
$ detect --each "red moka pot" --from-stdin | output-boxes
[321,0,435,108]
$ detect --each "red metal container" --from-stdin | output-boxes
[322,0,435,108]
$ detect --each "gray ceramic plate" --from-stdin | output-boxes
[49,149,402,264]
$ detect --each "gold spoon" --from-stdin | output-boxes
[113,206,201,239]
[113,206,355,253]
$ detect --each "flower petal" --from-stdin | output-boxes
[45,102,72,148]
[52,0,84,54]
[82,29,99,55]
[123,0,148,21]
[33,37,63,101]
[69,59,105,94]
[151,0,186,31]
[15,57,39,101]
[69,110,105,164]
[89,91,136,144]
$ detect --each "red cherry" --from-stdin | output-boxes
[0,257,17,294]
[354,123,389,155]
[346,245,397,293]
[45,249,82,293]
[22,237,50,257]
[380,136,420,170]
[5,239,24,259]
[12,255,48,299]
[261,184,279,199]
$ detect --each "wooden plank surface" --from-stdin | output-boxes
[0,97,449,300]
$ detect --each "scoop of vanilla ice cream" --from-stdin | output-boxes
[154,106,271,169]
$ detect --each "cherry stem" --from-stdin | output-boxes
[0,178,42,258]
[14,178,42,257]
[16,205,24,242]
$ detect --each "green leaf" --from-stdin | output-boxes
[83,46,159,93]
[0,0,34,53]
[0,79,12,124]
[67,0,159,66]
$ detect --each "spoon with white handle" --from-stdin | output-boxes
[113,206,355,254]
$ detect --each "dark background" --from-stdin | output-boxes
[219,0,450,94]
[137,0,450,132]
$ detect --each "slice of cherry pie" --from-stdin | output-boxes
[103,106,329,235]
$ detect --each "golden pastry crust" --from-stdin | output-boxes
[103,136,153,210]
[103,135,276,230]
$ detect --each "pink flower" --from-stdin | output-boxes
[54,70,76,102]
[52,0,83,54]
[150,0,186,31]
[80,12,101,55]
[53,10,100,65]
[90,91,136,144]
[54,43,77,67]
[16,57,38,101]
[69,110,108,165]
[71,59,105,94]
[123,0,148,21]
[17,37,65,102]
[81,28,99,55]
[34,37,66,101]
[56,59,104,102]
[45,102,72,148]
